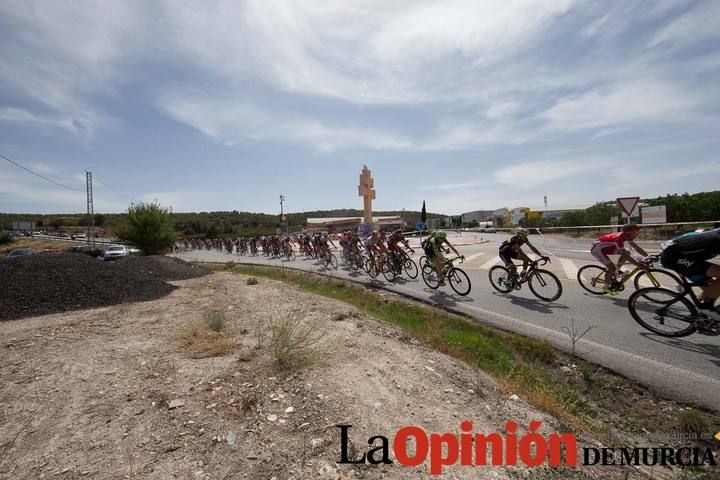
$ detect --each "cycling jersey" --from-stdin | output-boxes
[387,233,406,251]
[661,229,720,282]
[500,235,525,251]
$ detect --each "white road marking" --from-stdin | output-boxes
[480,256,500,269]
[464,252,487,262]
[559,258,579,280]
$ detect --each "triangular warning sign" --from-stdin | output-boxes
[617,197,640,217]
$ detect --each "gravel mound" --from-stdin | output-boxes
[0,254,209,321]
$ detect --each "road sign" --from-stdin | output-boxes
[416,222,426,231]
[358,222,373,239]
[281,214,286,222]
[641,205,666,224]
[617,197,640,218]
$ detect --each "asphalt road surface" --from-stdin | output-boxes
[173,232,720,411]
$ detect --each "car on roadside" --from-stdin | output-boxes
[100,244,128,261]
[484,227,497,233]
[72,233,87,240]
[6,248,36,259]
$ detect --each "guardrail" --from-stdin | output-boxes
[405,220,719,240]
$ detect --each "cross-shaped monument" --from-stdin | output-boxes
[358,165,375,226]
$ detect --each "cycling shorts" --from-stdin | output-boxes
[499,246,518,266]
[590,243,618,266]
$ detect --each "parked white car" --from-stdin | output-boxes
[101,244,128,261]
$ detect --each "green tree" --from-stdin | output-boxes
[117,202,176,255]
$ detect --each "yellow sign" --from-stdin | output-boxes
[715,432,720,441]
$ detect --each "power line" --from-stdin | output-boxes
[93,176,140,203]
[0,153,84,191]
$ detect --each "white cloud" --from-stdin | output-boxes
[0,107,83,135]
[493,159,604,189]
[541,80,702,131]
[157,92,414,151]
[649,1,720,48]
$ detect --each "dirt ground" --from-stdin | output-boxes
[1,271,661,479]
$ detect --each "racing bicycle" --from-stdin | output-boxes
[627,277,720,337]
[420,256,472,296]
[577,254,682,296]
[489,257,562,301]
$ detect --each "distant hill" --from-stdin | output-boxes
[0,208,448,237]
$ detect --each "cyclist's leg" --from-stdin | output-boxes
[432,252,446,279]
[591,245,615,288]
[517,250,532,278]
[499,249,517,276]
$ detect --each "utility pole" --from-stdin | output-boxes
[280,195,286,234]
[86,171,95,247]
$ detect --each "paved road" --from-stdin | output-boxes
[173,232,720,411]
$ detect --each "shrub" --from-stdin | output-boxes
[0,231,12,245]
[206,311,225,332]
[246,277,259,285]
[269,310,324,370]
[677,409,709,436]
[116,202,176,255]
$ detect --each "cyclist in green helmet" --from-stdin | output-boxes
[428,230,464,284]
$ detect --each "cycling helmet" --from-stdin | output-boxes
[621,223,640,232]
[394,229,402,235]
[436,230,447,239]
[515,227,529,238]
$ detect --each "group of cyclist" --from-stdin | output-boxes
[502,223,720,314]
[179,220,719,314]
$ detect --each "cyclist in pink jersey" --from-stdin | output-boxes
[590,224,649,294]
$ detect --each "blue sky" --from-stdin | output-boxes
[1,0,719,215]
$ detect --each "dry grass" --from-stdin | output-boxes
[268,309,325,371]
[177,311,235,358]
[0,238,76,254]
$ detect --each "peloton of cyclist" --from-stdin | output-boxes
[499,228,548,281]
[661,228,720,314]
[590,224,649,295]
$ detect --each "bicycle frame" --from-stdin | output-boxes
[589,259,664,290]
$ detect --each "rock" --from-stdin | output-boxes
[206,403,217,409]
[168,399,185,410]
[226,432,237,446]
[560,366,572,373]
[267,414,278,422]
[134,408,145,416]
[298,423,311,430]
[311,438,324,450]
[425,366,435,372]
[509,394,520,402]
[285,406,295,414]
[318,462,338,479]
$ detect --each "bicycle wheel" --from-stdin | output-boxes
[320,253,330,268]
[628,288,697,337]
[329,254,338,269]
[421,263,441,289]
[403,258,419,279]
[287,250,296,261]
[577,265,607,295]
[633,269,683,297]
[489,266,514,294]
[448,267,471,296]
[382,260,396,283]
[528,269,562,301]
